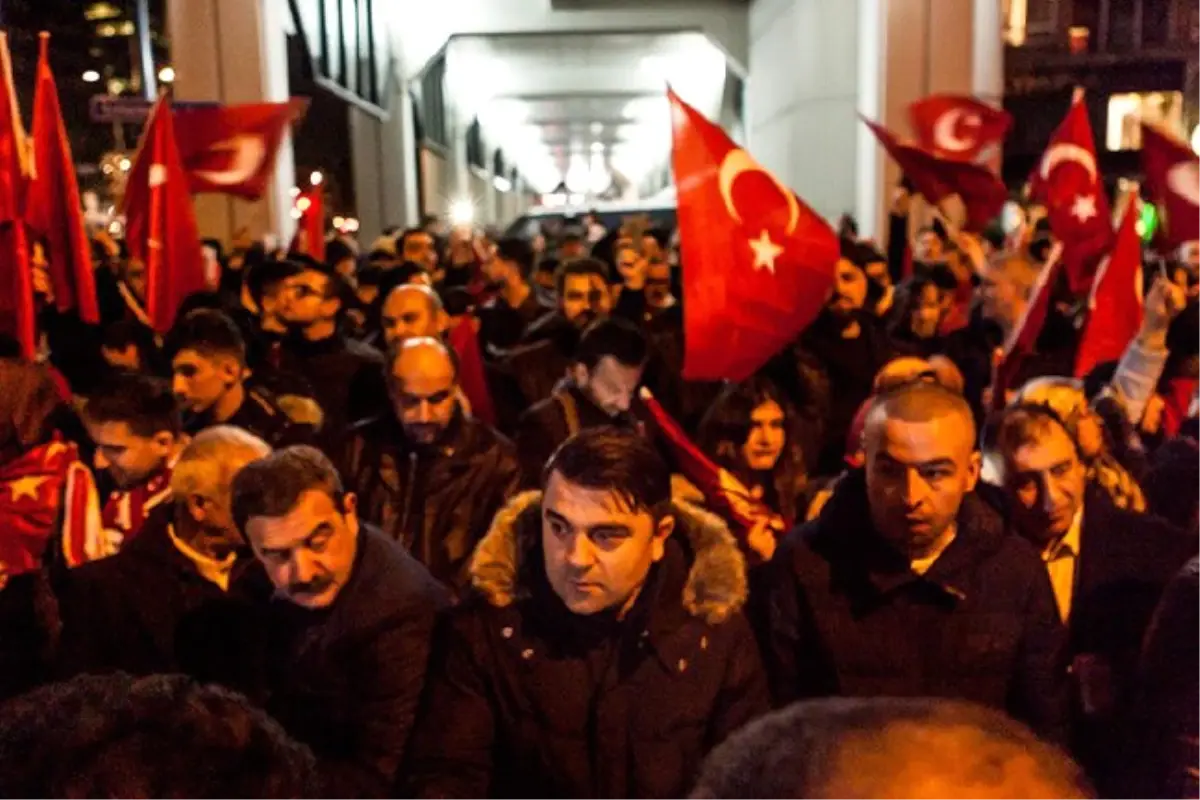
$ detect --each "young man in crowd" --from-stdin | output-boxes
[478,236,550,353]
[406,427,768,797]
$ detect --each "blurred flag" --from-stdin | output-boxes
[993,243,1064,409]
[862,117,1007,233]
[1139,123,1198,250]
[27,33,99,324]
[907,94,1012,163]
[669,88,839,382]
[1027,89,1113,295]
[0,32,36,357]
[174,99,307,199]
[123,95,207,334]
[448,318,496,426]
[1075,202,1143,378]
[289,185,325,261]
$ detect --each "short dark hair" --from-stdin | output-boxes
[495,236,534,277]
[231,445,343,532]
[542,427,670,515]
[245,259,303,305]
[0,673,319,798]
[85,374,181,438]
[554,257,609,297]
[399,227,428,250]
[691,697,1093,799]
[166,309,247,366]
[574,318,648,371]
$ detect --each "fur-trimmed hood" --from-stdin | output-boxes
[469,491,748,625]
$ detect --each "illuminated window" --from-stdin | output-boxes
[84,2,121,21]
[96,23,117,37]
[1106,91,1184,150]
[118,21,136,36]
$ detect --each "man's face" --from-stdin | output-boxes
[482,255,514,288]
[172,349,239,415]
[979,264,1026,328]
[559,238,585,260]
[910,283,944,339]
[865,413,981,557]
[390,354,458,445]
[916,231,944,261]
[574,356,643,417]
[403,232,439,272]
[1003,423,1087,546]
[382,289,444,347]
[245,489,359,610]
[742,399,786,471]
[535,268,556,292]
[280,272,338,327]
[828,259,868,316]
[87,420,173,489]
[560,274,606,327]
[645,260,673,307]
[258,280,291,334]
[865,260,891,290]
[541,471,673,616]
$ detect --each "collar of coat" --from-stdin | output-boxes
[469,491,748,625]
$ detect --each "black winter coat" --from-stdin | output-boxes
[513,385,639,488]
[756,471,1069,742]
[405,492,770,798]
[340,411,520,594]
[278,330,386,440]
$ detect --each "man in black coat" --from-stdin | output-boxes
[232,445,450,797]
[986,404,1197,792]
[340,337,520,595]
[406,428,769,798]
[57,426,272,681]
[757,383,1067,742]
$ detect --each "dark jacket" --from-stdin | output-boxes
[278,330,386,439]
[340,411,520,594]
[1058,486,1197,792]
[478,290,552,355]
[251,525,450,798]
[513,385,639,488]
[406,492,770,799]
[757,471,1068,742]
[55,507,268,683]
[184,387,317,449]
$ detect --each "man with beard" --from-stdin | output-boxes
[340,337,519,593]
[82,374,186,553]
[168,310,314,448]
[57,427,272,679]
[757,383,1067,743]
[399,227,440,276]
[478,236,550,354]
[232,445,449,795]
[379,283,448,346]
[514,318,648,486]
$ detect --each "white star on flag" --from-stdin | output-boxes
[5,475,48,502]
[1070,194,1097,222]
[749,230,783,273]
[148,164,167,187]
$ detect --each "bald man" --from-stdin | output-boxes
[381,283,448,347]
[340,337,519,593]
[757,382,1067,743]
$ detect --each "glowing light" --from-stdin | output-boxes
[296,197,312,212]
[118,157,131,171]
[449,198,475,226]
[332,215,345,228]
[289,186,301,197]
[344,218,360,233]
[493,175,512,193]
[310,170,323,186]
[82,70,100,83]
[290,208,303,220]
[157,66,175,83]
[1192,124,1200,156]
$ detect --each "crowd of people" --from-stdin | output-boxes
[0,189,1195,798]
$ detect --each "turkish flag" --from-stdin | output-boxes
[1075,202,1143,378]
[993,243,1065,409]
[1027,91,1113,296]
[862,117,1007,233]
[27,33,99,325]
[290,185,326,261]
[1140,123,1198,249]
[122,96,207,334]
[174,99,307,200]
[908,94,1012,162]
[0,32,36,357]
[669,89,839,381]
[448,318,496,426]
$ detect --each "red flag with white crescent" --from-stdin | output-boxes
[0,32,36,357]
[1139,123,1199,249]
[1075,201,1143,378]
[908,94,1012,163]
[174,99,307,200]
[1027,90,1113,296]
[669,88,839,382]
[993,242,1065,409]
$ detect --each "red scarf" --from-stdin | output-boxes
[100,466,173,552]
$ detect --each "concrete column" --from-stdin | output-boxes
[167,0,295,246]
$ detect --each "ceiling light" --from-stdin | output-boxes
[157,66,175,83]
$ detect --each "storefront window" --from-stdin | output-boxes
[1106,91,1184,150]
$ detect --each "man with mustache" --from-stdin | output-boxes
[232,445,449,796]
[757,382,1067,743]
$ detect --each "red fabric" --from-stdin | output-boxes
[1027,92,1113,296]
[1162,378,1198,438]
[938,275,975,336]
[173,99,307,200]
[1140,124,1198,249]
[0,34,35,358]
[669,89,839,382]
[100,466,172,551]
[639,388,772,537]
[1075,203,1143,378]
[0,438,88,574]
[993,245,1064,410]
[862,117,1007,233]
[26,34,98,324]
[291,186,326,261]
[448,318,496,426]
[123,96,207,334]
[907,94,1012,162]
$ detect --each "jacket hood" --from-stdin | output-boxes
[469,491,747,625]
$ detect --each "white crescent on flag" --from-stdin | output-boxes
[1040,142,1098,183]
[1167,161,1200,207]
[933,109,981,152]
[188,134,267,187]
[717,148,800,234]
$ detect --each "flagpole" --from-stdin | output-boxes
[135,0,157,101]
